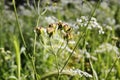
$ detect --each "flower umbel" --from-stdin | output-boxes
[77,16,104,34]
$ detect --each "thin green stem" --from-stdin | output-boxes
[49,38,60,77]
[56,42,64,55]
[33,0,37,12]
[13,36,21,80]
[105,57,119,80]
[12,0,26,48]
[55,54,60,80]
[57,34,83,79]
[58,42,68,56]
[87,0,101,22]
[59,0,101,78]
[59,33,84,74]
[32,33,38,80]
[41,70,76,80]
[56,41,68,80]
[89,59,98,80]
[83,0,101,50]
[32,6,47,80]
[33,33,37,56]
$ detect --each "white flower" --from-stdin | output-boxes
[68,69,92,78]
[94,43,119,55]
[76,16,104,34]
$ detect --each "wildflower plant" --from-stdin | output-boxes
[1,0,120,79]
[35,21,74,58]
[76,16,104,34]
[34,21,92,79]
[34,15,106,79]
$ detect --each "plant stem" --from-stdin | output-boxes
[41,70,75,80]
[32,6,47,80]
[32,33,38,80]
[56,41,68,80]
[12,0,26,48]
[58,0,101,78]
[49,38,60,79]
[89,59,98,80]
[59,33,84,73]
[13,36,21,80]
[105,57,119,80]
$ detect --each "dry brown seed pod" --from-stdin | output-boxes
[47,27,55,37]
[64,32,73,40]
[49,23,56,28]
[35,27,43,36]
[63,24,72,32]
[57,21,64,30]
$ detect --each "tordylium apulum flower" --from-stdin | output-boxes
[76,16,104,34]
[35,21,73,41]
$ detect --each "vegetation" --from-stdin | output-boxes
[0,0,120,80]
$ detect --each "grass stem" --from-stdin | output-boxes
[12,0,27,48]
[105,57,119,80]
[13,36,21,80]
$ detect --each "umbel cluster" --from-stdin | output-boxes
[35,21,73,41]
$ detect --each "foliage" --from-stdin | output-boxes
[0,0,120,80]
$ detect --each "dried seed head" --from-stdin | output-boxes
[57,21,64,30]
[47,27,55,37]
[63,24,72,32]
[64,32,73,41]
[49,23,56,28]
[35,27,43,36]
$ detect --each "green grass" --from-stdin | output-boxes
[13,36,21,80]
[0,0,120,80]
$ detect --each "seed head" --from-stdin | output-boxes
[64,32,73,41]
[57,21,64,30]
[35,27,43,36]
[63,24,72,32]
[47,27,55,37]
[49,23,56,28]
